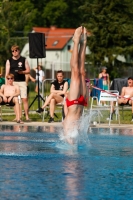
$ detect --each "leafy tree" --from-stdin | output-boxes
[0,0,37,66]
[30,0,48,27]
[42,0,68,27]
[42,0,84,28]
[81,0,133,78]
[63,0,84,28]
[0,0,85,67]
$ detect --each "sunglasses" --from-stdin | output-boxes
[7,78,13,80]
[12,50,18,52]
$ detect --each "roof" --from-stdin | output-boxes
[32,26,75,50]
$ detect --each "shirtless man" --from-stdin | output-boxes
[110,77,133,120]
[118,77,133,121]
[0,74,23,124]
[63,26,87,144]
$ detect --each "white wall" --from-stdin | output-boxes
[21,42,72,72]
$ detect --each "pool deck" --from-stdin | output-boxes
[0,121,133,129]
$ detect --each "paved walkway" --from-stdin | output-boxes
[0,121,62,127]
[0,121,133,129]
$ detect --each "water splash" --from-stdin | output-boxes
[58,110,94,149]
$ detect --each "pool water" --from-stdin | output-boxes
[0,125,133,200]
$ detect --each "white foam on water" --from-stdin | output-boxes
[58,110,94,148]
[0,152,35,157]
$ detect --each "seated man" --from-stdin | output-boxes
[111,77,133,121]
[36,70,68,123]
[0,73,23,124]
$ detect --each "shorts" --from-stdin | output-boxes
[119,100,131,106]
[0,96,15,106]
[14,81,27,98]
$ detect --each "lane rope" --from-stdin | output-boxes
[90,84,133,101]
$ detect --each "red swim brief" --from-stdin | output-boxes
[66,95,87,107]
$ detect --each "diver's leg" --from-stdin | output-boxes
[68,26,83,101]
[78,27,87,97]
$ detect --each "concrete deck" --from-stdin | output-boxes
[0,121,62,127]
[0,121,133,129]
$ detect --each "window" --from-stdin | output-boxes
[52,41,58,46]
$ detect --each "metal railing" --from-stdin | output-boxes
[41,79,54,106]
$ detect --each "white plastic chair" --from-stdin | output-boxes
[90,90,120,126]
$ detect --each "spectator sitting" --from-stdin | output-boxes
[0,74,23,124]
[36,70,68,123]
[111,77,133,121]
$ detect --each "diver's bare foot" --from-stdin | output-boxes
[72,26,83,43]
[80,27,87,44]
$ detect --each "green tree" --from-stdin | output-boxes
[81,0,133,78]
[30,0,48,26]
[63,0,84,28]
[0,0,37,66]
[42,0,68,27]
[0,0,86,67]
[42,0,84,28]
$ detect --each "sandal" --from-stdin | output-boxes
[16,120,24,124]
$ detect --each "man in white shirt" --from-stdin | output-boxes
[33,65,45,93]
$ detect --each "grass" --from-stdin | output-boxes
[1,85,133,124]
[88,96,133,124]
[1,110,63,123]
[1,104,132,124]
[91,109,133,124]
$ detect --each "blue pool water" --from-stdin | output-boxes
[0,125,133,200]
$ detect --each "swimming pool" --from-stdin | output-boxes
[0,125,133,200]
